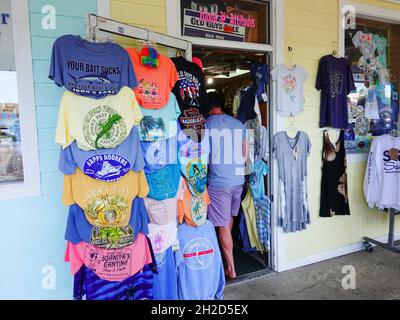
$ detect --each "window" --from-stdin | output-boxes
[344,16,400,154]
[180,0,270,44]
[0,0,40,199]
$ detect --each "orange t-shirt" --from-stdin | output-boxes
[63,168,149,227]
[177,180,210,227]
[127,48,178,109]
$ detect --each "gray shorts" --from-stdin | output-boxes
[207,184,243,227]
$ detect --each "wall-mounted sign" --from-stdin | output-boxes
[181,0,269,44]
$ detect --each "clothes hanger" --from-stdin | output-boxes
[288,46,295,69]
[332,41,340,58]
[286,116,299,138]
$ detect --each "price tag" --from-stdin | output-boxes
[262,93,269,102]
[172,239,180,252]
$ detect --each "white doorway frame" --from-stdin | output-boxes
[166,0,285,272]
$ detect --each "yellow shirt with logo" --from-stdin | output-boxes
[55,86,142,150]
[63,168,149,227]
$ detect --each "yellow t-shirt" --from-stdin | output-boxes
[63,168,149,227]
[55,86,142,150]
[242,188,265,253]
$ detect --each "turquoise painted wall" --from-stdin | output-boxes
[0,0,97,299]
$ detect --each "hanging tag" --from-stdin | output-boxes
[293,146,299,160]
[262,93,269,102]
[172,239,180,252]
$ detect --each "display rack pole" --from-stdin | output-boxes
[363,209,400,254]
[86,13,192,60]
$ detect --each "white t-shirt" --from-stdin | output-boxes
[364,135,400,211]
[271,64,308,117]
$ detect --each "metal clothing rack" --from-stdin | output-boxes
[364,207,400,254]
[86,13,192,60]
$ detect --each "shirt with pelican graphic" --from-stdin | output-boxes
[49,35,137,99]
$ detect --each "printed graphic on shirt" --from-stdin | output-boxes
[137,80,162,105]
[84,246,133,281]
[85,195,129,227]
[66,60,121,97]
[329,70,343,98]
[148,166,177,198]
[149,229,167,254]
[282,74,297,103]
[189,196,207,227]
[139,116,166,142]
[178,71,201,106]
[83,154,131,182]
[83,105,127,149]
[182,238,214,270]
[186,159,207,196]
[90,225,134,249]
[383,149,400,174]
[179,108,206,135]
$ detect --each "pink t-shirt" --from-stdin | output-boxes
[144,178,185,225]
[64,233,153,282]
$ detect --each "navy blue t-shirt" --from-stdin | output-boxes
[316,55,356,129]
[49,35,137,98]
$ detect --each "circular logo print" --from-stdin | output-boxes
[83,105,127,149]
[189,196,207,227]
[186,158,207,196]
[182,238,214,270]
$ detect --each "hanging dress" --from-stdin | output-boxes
[320,130,351,217]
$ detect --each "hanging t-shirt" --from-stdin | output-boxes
[138,93,181,142]
[271,64,308,117]
[251,63,270,102]
[64,232,153,281]
[148,219,178,255]
[364,135,400,211]
[177,179,210,227]
[207,114,247,187]
[146,163,182,201]
[144,178,185,225]
[176,221,225,300]
[249,160,269,199]
[59,127,144,182]
[127,48,178,109]
[273,131,311,233]
[179,128,209,196]
[73,264,155,300]
[241,188,265,253]
[65,197,150,249]
[141,134,179,174]
[62,168,149,228]
[152,247,179,300]
[49,35,137,99]
[316,55,356,129]
[55,87,142,150]
[172,56,210,142]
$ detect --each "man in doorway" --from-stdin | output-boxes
[206,92,248,279]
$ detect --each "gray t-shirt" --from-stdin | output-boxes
[273,131,311,233]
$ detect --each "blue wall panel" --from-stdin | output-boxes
[0,0,97,300]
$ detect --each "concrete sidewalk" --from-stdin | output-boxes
[224,247,400,300]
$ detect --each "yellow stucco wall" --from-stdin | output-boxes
[284,0,400,262]
[109,0,400,264]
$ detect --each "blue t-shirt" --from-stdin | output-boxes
[179,127,209,196]
[207,114,247,187]
[49,35,137,98]
[138,93,181,142]
[65,197,150,247]
[152,247,179,300]
[59,127,144,182]
[176,221,225,300]
[146,163,181,200]
[140,134,179,174]
[249,160,269,199]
